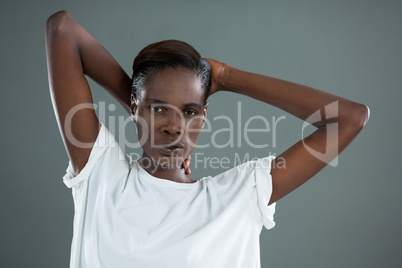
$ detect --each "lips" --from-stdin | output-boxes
[156,141,184,149]
[157,146,183,156]
[155,141,184,156]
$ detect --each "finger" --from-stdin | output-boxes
[185,156,191,166]
[185,166,191,175]
[184,157,191,174]
[183,159,189,169]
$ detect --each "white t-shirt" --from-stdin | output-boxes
[63,122,277,268]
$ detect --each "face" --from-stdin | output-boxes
[130,67,208,169]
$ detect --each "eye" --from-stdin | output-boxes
[150,106,164,113]
[184,110,197,116]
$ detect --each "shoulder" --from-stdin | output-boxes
[63,122,132,189]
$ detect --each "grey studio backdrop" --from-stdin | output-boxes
[0,0,400,267]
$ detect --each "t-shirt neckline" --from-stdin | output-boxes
[135,160,203,189]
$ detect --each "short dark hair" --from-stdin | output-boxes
[131,39,211,105]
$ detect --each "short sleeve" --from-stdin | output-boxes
[62,122,121,188]
[248,155,277,230]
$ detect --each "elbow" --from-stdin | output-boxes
[45,10,71,35]
[355,103,370,129]
[342,103,370,133]
[361,104,370,128]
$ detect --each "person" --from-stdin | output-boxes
[45,10,370,268]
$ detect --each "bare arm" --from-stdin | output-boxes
[45,10,132,175]
[207,59,370,205]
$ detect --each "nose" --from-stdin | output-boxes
[161,111,183,136]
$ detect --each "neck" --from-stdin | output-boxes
[139,154,196,184]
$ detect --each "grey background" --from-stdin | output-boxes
[1,0,400,267]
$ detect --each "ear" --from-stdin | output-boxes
[130,93,139,122]
[202,102,209,126]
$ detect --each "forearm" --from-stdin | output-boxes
[47,11,132,114]
[219,65,369,129]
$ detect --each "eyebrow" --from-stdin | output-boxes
[145,98,203,110]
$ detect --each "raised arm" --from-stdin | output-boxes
[207,59,370,205]
[45,10,132,176]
